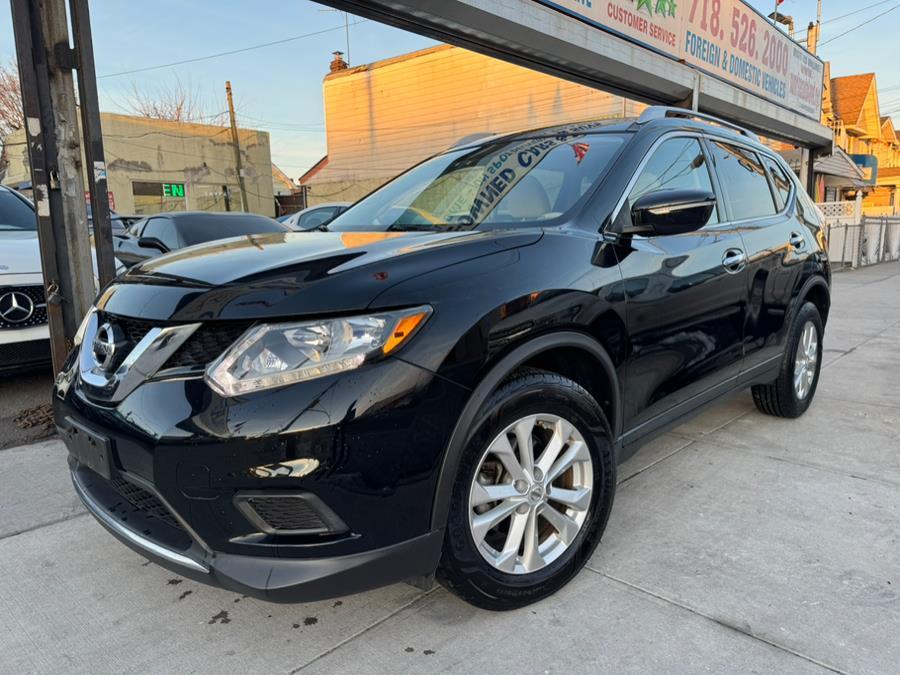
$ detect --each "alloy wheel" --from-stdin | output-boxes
[468,413,593,575]
[794,320,819,400]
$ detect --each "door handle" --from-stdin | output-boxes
[790,232,806,249]
[722,249,747,273]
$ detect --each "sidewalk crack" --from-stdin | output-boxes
[587,567,848,674]
[289,587,436,672]
[0,510,88,543]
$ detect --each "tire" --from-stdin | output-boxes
[436,368,616,610]
[752,301,823,419]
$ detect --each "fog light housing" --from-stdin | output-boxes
[235,491,348,536]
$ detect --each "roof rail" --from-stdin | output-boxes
[449,131,498,149]
[637,107,760,142]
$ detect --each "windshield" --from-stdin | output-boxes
[0,189,36,231]
[327,130,627,232]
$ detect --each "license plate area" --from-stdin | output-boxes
[60,417,114,480]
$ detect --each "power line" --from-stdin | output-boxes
[792,0,895,39]
[819,3,900,47]
[97,21,368,79]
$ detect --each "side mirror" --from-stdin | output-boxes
[138,236,169,253]
[626,189,716,237]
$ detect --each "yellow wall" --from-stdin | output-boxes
[306,45,642,205]
[3,112,275,216]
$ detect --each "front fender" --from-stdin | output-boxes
[426,331,621,531]
[367,234,628,532]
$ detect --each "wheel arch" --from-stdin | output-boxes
[430,331,620,532]
[795,274,831,326]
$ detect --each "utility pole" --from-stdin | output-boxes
[10,0,96,372]
[342,11,351,66]
[225,81,248,212]
[807,0,823,54]
[71,0,116,287]
[319,8,352,65]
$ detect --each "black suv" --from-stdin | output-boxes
[55,108,830,610]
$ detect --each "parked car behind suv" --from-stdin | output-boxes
[55,108,830,610]
[282,202,351,231]
[0,186,51,374]
[114,211,290,267]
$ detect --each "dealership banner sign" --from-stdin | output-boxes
[537,0,825,120]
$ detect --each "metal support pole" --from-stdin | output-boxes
[799,147,817,199]
[691,72,701,112]
[839,221,848,268]
[69,0,116,287]
[11,0,94,372]
[856,216,865,268]
[225,80,248,212]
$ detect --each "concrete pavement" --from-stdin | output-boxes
[0,367,54,451]
[1,264,898,673]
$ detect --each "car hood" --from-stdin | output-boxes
[0,231,41,275]
[102,229,542,321]
[0,230,123,280]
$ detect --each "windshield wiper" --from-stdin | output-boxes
[387,224,445,232]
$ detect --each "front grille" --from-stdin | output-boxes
[166,323,248,368]
[0,338,51,370]
[99,312,249,371]
[109,475,184,531]
[113,315,157,345]
[0,285,48,329]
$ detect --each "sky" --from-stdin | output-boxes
[1,0,899,178]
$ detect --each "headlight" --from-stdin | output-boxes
[205,306,432,397]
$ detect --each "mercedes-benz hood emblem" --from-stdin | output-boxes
[0,291,35,324]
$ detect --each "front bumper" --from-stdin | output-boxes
[56,349,468,601]
[71,461,443,602]
[0,334,51,374]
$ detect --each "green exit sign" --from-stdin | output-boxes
[163,182,185,198]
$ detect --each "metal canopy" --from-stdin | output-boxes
[316,0,832,149]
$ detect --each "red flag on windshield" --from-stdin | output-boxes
[572,142,590,164]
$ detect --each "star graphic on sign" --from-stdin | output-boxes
[656,0,677,16]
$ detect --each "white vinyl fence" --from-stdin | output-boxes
[819,198,900,269]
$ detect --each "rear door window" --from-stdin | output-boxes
[143,218,180,250]
[709,142,778,221]
[761,156,794,211]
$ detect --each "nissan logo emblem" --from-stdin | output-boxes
[91,322,125,372]
[0,291,35,324]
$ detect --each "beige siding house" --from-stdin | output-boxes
[302,45,643,204]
